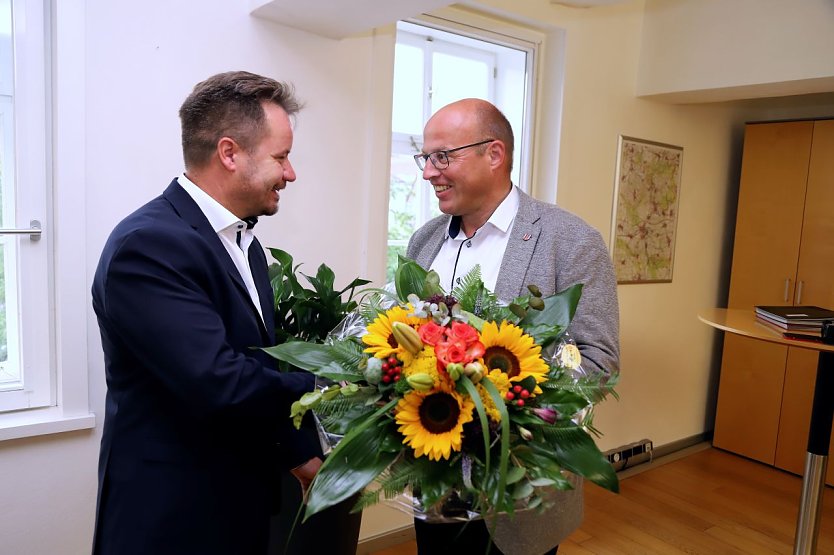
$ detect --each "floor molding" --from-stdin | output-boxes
[618,434,713,479]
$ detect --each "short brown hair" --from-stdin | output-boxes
[179,71,302,169]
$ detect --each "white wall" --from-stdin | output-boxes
[1,1,397,553]
[1,1,834,553]
[638,0,834,101]
[464,0,834,454]
[468,0,737,452]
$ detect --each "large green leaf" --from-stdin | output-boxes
[267,247,294,268]
[520,284,583,331]
[519,284,583,348]
[539,425,619,492]
[481,378,511,513]
[459,377,492,476]
[262,342,340,371]
[394,256,428,299]
[533,389,590,418]
[314,361,365,382]
[304,265,339,307]
[339,277,372,297]
[304,400,399,520]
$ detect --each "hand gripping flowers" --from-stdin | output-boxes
[263,258,618,524]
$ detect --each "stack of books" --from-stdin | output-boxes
[755,305,834,340]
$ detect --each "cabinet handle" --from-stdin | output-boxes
[796,280,804,305]
[784,278,790,302]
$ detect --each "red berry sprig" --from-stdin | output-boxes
[505,383,532,407]
[381,356,403,384]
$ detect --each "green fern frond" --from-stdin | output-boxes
[328,338,366,366]
[353,487,383,512]
[541,372,617,404]
[359,289,397,322]
[474,289,506,321]
[451,266,483,305]
[379,460,418,497]
[351,458,416,512]
[538,423,589,446]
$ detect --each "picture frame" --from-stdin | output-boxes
[609,135,684,284]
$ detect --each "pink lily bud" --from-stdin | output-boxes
[532,407,558,425]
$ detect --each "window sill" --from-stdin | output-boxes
[0,407,96,442]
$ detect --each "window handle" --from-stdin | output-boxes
[0,220,42,241]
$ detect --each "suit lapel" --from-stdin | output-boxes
[163,180,272,343]
[495,191,541,301]
[249,237,275,341]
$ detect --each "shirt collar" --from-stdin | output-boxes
[446,184,519,239]
[177,173,247,234]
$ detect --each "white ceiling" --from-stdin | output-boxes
[250,0,632,40]
[250,0,455,40]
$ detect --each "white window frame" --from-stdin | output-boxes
[0,0,52,411]
[0,0,94,440]
[390,27,501,233]
[385,14,541,279]
[405,11,541,194]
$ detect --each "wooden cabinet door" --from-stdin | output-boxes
[716,121,814,461]
[794,120,834,308]
[775,120,834,483]
[714,334,788,464]
[725,121,813,310]
[774,347,834,486]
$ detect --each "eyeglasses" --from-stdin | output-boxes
[414,139,495,171]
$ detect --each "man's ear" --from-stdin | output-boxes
[217,137,238,171]
[487,140,507,171]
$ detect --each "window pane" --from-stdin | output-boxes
[388,20,534,284]
[0,0,17,388]
[431,52,490,114]
[391,43,424,136]
[386,146,445,282]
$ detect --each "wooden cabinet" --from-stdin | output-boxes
[713,119,834,482]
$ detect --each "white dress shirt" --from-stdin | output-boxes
[177,173,264,323]
[430,185,519,293]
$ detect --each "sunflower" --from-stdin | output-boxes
[479,321,549,390]
[362,305,426,361]
[476,369,512,422]
[396,385,475,461]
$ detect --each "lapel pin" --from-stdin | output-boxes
[522,233,532,241]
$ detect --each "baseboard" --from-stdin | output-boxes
[652,431,713,459]
[356,523,415,555]
[618,432,713,479]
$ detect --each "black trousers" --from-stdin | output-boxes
[414,518,558,555]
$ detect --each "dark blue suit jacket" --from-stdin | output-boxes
[91,180,316,555]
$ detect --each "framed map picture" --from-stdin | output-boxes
[610,136,683,284]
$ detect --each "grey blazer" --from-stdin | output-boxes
[406,188,620,552]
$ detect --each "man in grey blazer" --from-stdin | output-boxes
[407,98,619,554]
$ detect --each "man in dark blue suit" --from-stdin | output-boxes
[91,71,321,555]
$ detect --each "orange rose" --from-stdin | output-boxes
[418,321,447,346]
[448,321,480,346]
[435,338,468,366]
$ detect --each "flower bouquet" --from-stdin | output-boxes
[263,257,618,524]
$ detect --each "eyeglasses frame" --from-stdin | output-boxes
[413,139,495,171]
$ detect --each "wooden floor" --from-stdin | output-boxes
[370,447,834,554]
